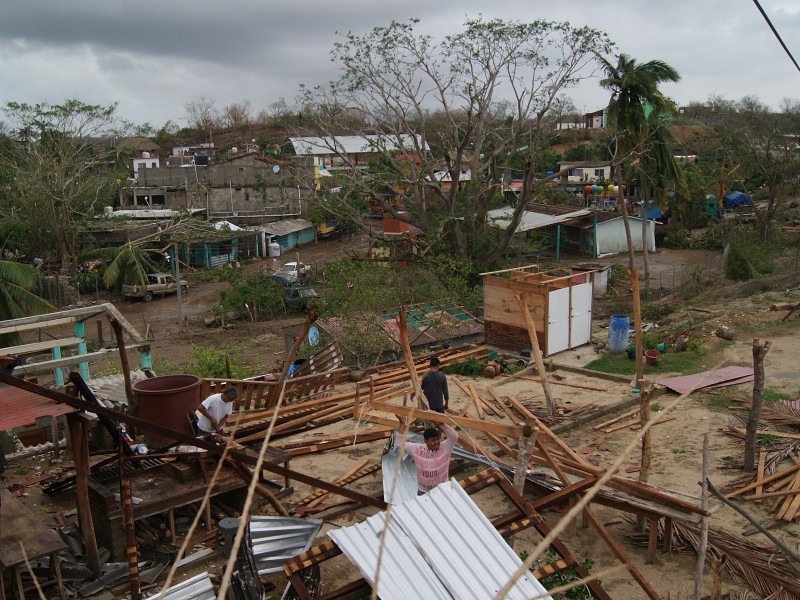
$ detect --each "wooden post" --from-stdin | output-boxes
[516,295,555,415]
[225,353,232,379]
[67,413,101,577]
[95,320,104,347]
[108,317,136,420]
[120,478,141,600]
[694,433,709,600]
[630,268,644,385]
[744,338,771,471]
[512,424,536,496]
[638,382,652,484]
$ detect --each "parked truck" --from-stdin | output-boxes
[122,273,188,302]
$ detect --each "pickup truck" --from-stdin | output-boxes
[122,273,188,302]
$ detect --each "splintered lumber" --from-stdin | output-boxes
[297,460,371,508]
[368,399,525,438]
[593,409,639,431]
[467,382,488,419]
[516,294,555,415]
[486,387,521,423]
[274,428,394,451]
[452,378,483,419]
[486,433,518,460]
[725,461,800,498]
[280,429,397,456]
[605,418,641,433]
[776,470,800,521]
[505,393,538,421]
[755,447,766,503]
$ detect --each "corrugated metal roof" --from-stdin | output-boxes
[318,301,483,356]
[288,135,428,156]
[329,480,550,600]
[261,218,314,236]
[250,516,322,575]
[487,206,591,233]
[87,370,149,407]
[154,572,215,600]
[381,434,419,505]
[0,382,77,430]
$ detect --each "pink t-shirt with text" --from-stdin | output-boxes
[400,425,458,493]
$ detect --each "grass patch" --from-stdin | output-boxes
[671,449,686,455]
[700,394,737,409]
[763,388,792,404]
[584,350,700,375]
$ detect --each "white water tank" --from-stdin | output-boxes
[103,206,114,215]
[268,241,281,257]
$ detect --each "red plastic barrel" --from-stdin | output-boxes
[132,375,202,448]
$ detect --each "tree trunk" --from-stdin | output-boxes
[642,201,651,297]
[631,268,644,385]
[616,165,635,271]
[744,337,771,471]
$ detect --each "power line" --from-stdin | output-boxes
[752,0,800,74]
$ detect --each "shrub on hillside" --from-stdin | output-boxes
[725,246,755,281]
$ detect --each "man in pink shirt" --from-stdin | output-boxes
[397,419,459,494]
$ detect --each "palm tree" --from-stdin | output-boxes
[81,242,161,291]
[0,260,54,346]
[598,53,680,385]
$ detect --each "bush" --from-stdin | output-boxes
[655,225,691,249]
[219,273,286,320]
[725,245,755,281]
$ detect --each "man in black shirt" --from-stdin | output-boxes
[420,357,449,413]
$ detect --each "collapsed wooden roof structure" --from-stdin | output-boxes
[2,306,795,599]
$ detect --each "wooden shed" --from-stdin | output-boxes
[482,266,594,356]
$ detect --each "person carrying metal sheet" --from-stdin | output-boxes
[396,417,458,494]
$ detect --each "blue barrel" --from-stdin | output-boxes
[608,314,630,354]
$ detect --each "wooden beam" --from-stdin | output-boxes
[0,316,76,336]
[12,345,147,375]
[584,507,662,599]
[369,399,524,438]
[67,413,101,577]
[1,337,84,355]
[516,294,555,415]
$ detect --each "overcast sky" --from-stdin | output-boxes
[1,0,799,129]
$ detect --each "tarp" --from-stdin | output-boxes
[723,191,751,209]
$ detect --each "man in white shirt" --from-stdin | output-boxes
[196,386,237,435]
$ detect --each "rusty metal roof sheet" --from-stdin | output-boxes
[329,480,549,600]
[317,301,483,356]
[0,382,77,430]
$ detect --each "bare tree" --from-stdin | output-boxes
[223,101,252,129]
[293,17,612,267]
[184,96,218,132]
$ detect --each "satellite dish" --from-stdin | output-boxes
[272,165,280,174]
[307,326,319,346]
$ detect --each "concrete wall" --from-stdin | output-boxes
[596,217,655,256]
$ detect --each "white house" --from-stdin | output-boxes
[487,204,656,258]
[558,161,613,183]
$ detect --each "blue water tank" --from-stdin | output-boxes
[607,314,630,354]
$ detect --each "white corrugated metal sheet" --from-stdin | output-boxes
[249,516,323,575]
[381,433,420,505]
[152,572,215,600]
[329,480,550,600]
[487,206,591,233]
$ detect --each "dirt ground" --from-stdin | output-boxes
[5,239,800,598]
